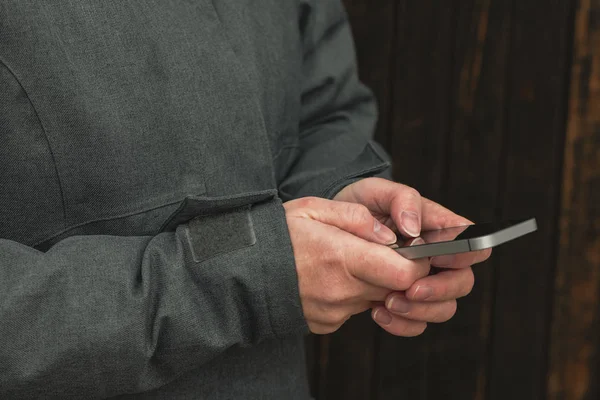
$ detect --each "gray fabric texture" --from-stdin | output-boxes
[0,0,391,398]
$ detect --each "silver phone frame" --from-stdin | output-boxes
[391,218,538,260]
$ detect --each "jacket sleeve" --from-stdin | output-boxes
[0,192,307,398]
[278,0,392,202]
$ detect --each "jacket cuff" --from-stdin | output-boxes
[173,191,309,344]
[318,141,391,199]
[280,140,390,200]
[254,198,310,338]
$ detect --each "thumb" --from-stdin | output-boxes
[286,197,397,245]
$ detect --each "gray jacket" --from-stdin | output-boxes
[0,0,390,398]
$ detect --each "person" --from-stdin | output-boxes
[0,1,490,398]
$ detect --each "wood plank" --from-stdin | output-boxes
[304,334,319,399]
[547,0,600,398]
[314,1,398,399]
[487,0,574,399]
[343,0,397,149]
[387,1,456,199]
[377,1,457,398]
[425,0,513,398]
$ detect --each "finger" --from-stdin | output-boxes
[418,198,492,268]
[405,267,475,302]
[333,178,423,238]
[431,248,492,269]
[388,185,423,238]
[420,197,471,230]
[359,282,395,302]
[371,307,427,337]
[346,242,431,291]
[384,293,457,323]
[421,224,470,243]
[308,302,373,331]
[327,278,393,303]
[288,197,397,245]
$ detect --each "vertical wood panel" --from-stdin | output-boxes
[314,2,397,399]
[488,0,573,399]
[304,334,319,398]
[426,1,513,398]
[378,1,457,398]
[387,1,456,199]
[548,0,600,398]
[344,0,397,149]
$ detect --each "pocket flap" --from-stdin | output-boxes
[159,189,277,232]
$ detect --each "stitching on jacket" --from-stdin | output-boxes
[0,57,68,229]
[272,143,300,162]
[32,198,186,248]
[302,6,348,58]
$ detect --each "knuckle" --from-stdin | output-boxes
[415,259,431,279]
[402,262,427,288]
[437,284,449,299]
[348,247,373,279]
[447,300,458,319]
[438,301,458,322]
[324,244,345,267]
[328,309,350,326]
[353,248,370,270]
[297,196,318,209]
[464,269,476,295]
[327,322,344,334]
[393,267,412,291]
[348,203,371,226]
[412,322,428,336]
[406,187,421,199]
[396,321,427,337]
[323,286,349,305]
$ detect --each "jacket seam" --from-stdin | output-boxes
[208,0,279,188]
[33,198,185,247]
[272,143,300,162]
[0,57,68,229]
[319,142,391,198]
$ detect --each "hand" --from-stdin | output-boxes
[284,197,430,335]
[333,178,492,335]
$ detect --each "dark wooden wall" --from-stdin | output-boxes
[305,1,600,399]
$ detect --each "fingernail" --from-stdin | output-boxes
[413,286,433,301]
[386,296,411,314]
[431,254,455,267]
[400,211,420,237]
[374,219,397,244]
[410,237,425,246]
[373,309,392,325]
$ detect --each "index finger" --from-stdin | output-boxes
[420,198,492,268]
[421,197,471,230]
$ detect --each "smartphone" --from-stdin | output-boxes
[389,218,538,260]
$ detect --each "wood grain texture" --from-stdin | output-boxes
[547,0,600,399]
[387,1,456,199]
[304,334,319,399]
[312,2,398,399]
[308,1,600,399]
[487,0,573,399]
[378,1,457,398]
[426,1,513,398]
[344,0,397,149]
